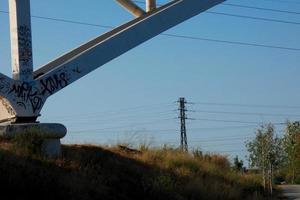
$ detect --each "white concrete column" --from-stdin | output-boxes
[9,0,33,81]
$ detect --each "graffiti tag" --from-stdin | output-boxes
[18,25,32,69]
[0,78,10,94]
[9,82,43,113]
[40,72,68,95]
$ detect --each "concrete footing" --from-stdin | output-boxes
[0,123,67,157]
[43,138,62,156]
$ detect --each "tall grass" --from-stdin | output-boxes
[133,147,266,199]
[0,140,275,200]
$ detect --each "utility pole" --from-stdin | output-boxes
[178,97,188,152]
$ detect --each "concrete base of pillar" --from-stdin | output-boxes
[43,138,62,157]
[0,123,67,157]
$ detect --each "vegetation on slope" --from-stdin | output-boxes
[0,136,274,200]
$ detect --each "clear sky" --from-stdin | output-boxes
[1,0,300,164]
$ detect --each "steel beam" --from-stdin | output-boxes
[9,0,33,82]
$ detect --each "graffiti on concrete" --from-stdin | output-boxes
[0,70,70,115]
[8,82,43,113]
[0,77,10,94]
[40,72,69,95]
[18,25,32,72]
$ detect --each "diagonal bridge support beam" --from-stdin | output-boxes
[34,0,225,101]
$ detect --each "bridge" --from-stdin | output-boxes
[0,0,224,155]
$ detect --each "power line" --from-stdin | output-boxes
[67,125,286,135]
[206,11,300,26]
[161,33,300,51]
[168,137,253,143]
[193,137,254,143]
[68,125,259,134]
[191,102,300,109]
[190,118,285,125]
[45,110,175,122]
[69,118,175,133]
[197,142,247,148]
[0,10,113,29]
[261,0,300,5]
[67,126,270,135]
[193,110,300,117]
[32,15,114,29]
[177,125,259,131]
[222,3,300,15]
[34,14,300,51]
[134,1,300,24]
[0,10,299,52]
[2,4,300,27]
[43,102,174,119]
[136,0,300,15]
[62,118,179,127]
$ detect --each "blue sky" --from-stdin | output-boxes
[1,0,300,163]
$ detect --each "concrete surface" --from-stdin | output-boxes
[0,123,67,157]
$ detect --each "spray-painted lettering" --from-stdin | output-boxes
[40,72,68,95]
[18,25,32,69]
[0,78,10,94]
[9,82,43,112]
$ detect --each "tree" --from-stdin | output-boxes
[283,121,300,183]
[246,123,283,194]
[233,155,244,172]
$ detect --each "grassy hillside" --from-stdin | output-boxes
[0,139,274,200]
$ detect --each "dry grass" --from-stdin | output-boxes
[0,140,276,200]
[131,148,267,199]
